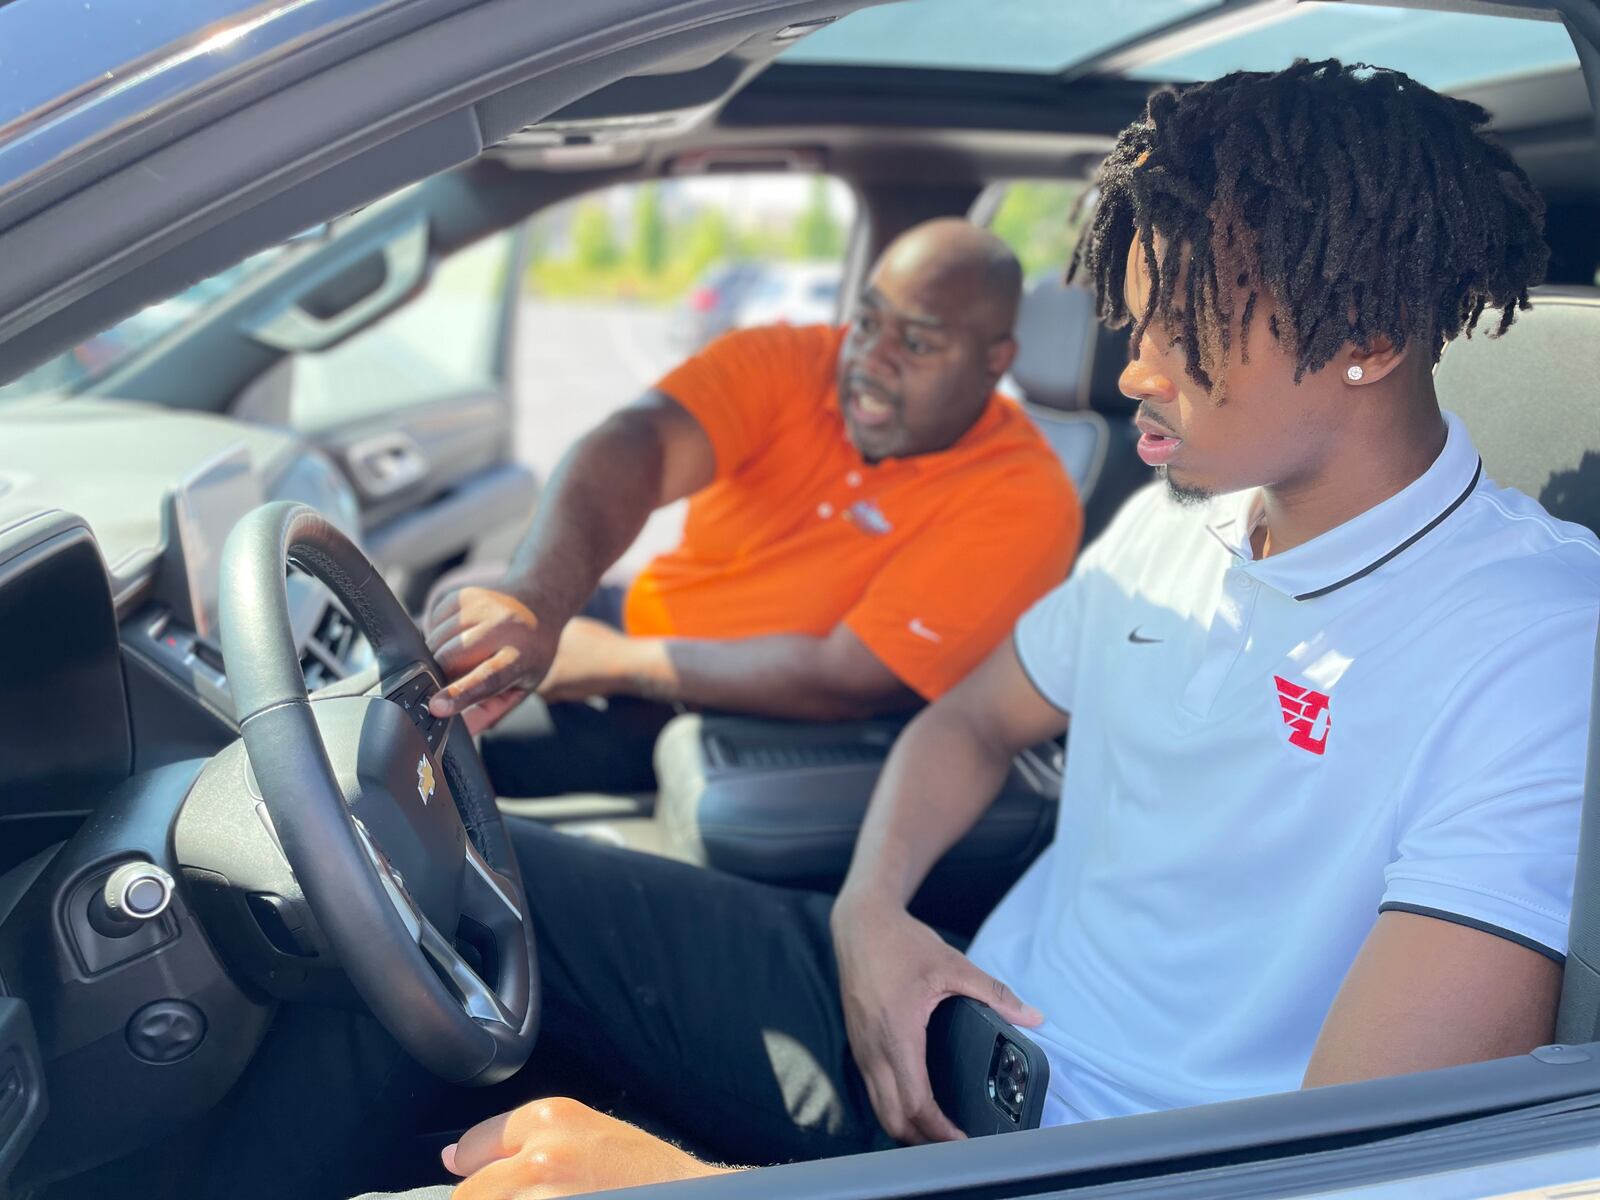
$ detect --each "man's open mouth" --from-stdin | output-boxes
[1135,415,1183,467]
[846,380,899,430]
[1136,432,1181,465]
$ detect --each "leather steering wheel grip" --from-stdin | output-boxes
[218,501,538,1084]
[220,503,429,720]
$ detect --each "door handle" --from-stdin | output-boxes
[346,432,428,499]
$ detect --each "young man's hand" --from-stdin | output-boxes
[444,1097,734,1199]
[831,890,1042,1146]
[425,586,554,733]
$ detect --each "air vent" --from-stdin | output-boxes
[300,604,357,689]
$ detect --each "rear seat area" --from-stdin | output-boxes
[1432,285,1600,534]
[1008,278,1151,545]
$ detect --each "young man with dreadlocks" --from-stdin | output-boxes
[362,60,1600,1200]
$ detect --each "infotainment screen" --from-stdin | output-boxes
[170,445,264,643]
[0,521,132,815]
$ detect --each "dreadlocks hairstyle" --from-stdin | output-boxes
[1069,58,1549,398]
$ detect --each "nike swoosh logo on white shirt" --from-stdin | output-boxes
[909,618,943,643]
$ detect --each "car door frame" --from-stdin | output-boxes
[2,0,1600,1197]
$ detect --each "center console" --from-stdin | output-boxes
[653,713,1062,934]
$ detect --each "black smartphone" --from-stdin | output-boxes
[925,996,1050,1136]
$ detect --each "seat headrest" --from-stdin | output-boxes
[1433,286,1600,535]
[1011,278,1098,412]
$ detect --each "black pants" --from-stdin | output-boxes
[478,586,678,798]
[504,819,885,1164]
[194,820,885,1200]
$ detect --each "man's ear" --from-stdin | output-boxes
[1342,333,1410,386]
[986,335,1019,383]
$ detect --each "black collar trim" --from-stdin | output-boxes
[1294,459,1483,602]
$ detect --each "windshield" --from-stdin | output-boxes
[0,240,306,404]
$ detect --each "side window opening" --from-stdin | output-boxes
[519,173,858,579]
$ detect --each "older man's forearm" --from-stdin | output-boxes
[503,412,667,624]
[618,634,919,721]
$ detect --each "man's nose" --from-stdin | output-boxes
[858,325,899,378]
[1119,357,1173,406]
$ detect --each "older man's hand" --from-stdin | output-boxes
[425,586,555,733]
[535,617,648,705]
[445,1097,735,1199]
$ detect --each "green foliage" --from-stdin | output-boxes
[682,207,734,278]
[990,181,1089,281]
[572,200,620,272]
[632,184,667,276]
[793,177,845,259]
[525,179,851,304]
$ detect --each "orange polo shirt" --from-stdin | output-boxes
[625,324,1082,700]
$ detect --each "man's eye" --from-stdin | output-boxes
[906,335,932,355]
[855,313,878,335]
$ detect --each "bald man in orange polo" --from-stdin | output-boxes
[425,219,1081,797]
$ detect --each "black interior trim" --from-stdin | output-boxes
[721,63,1152,135]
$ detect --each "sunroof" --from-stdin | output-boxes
[1127,2,1579,91]
[781,0,1223,74]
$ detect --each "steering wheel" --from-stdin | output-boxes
[218,501,538,1084]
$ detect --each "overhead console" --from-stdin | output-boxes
[490,15,845,169]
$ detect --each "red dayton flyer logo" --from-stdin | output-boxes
[1273,675,1331,756]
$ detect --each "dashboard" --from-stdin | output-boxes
[0,397,370,823]
[0,397,385,1188]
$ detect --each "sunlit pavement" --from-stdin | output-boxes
[511,298,688,578]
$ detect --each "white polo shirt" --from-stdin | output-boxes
[966,411,1600,1127]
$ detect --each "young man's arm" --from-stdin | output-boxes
[832,638,1068,1144]
[1302,911,1560,1088]
[426,390,714,725]
[1304,607,1590,1089]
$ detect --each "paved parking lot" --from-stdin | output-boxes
[510,298,688,578]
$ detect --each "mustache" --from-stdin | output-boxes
[1136,404,1178,435]
[842,370,901,408]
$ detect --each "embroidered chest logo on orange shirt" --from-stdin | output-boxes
[1273,675,1331,756]
[844,499,893,536]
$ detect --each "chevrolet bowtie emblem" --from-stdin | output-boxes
[417,755,436,805]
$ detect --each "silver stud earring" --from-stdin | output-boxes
[1346,365,1364,382]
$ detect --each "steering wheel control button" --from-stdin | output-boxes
[126,1001,206,1065]
[387,673,448,749]
[91,863,175,937]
